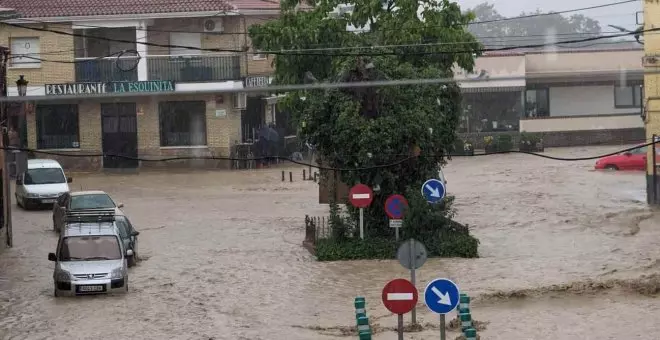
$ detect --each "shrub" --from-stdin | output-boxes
[314,186,480,261]
[496,134,513,151]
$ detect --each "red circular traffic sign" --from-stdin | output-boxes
[384,194,408,219]
[349,184,374,208]
[381,278,418,314]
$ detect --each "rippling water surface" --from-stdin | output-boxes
[1,145,659,340]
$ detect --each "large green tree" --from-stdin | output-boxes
[249,0,481,238]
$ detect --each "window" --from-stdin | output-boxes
[10,37,41,68]
[614,85,643,108]
[252,49,267,60]
[36,104,80,149]
[524,88,549,117]
[59,235,122,261]
[24,168,66,185]
[169,32,201,56]
[158,101,207,147]
[69,194,116,210]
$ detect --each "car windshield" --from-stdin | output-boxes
[59,235,122,261]
[70,194,115,210]
[24,168,65,185]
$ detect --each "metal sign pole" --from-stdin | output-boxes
[440,314,446,340]
[397,314,404,340]
[409,241,417,324]
[395,222,400,241]
[359,208,364,239]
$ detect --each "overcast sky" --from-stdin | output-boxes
[454,0,642,31]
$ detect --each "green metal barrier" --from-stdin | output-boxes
[458,293,478,339]
[354,297,372,340]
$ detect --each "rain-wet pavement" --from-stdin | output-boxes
[1,145,660,340]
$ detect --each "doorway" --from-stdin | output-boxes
[101,103,138,169]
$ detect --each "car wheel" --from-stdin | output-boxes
[605,165,619,171]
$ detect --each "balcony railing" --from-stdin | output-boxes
[74,57,139,83]
[147,54,241,82]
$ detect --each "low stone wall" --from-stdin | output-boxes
[459,128,645,148]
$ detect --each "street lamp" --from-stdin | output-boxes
[15,75,28,97]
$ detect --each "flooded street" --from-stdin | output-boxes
[1,145,660,340]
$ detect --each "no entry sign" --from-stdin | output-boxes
[349,184,374,208]
[382,278,418,314]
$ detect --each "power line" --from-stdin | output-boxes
[468,0,638,25]
[3,140,657,171]
[4,20,651,58]
[7,0,636,35]
[12,29,639,59]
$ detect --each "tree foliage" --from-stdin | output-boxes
[249,0,481,244]
[467,2,602,47]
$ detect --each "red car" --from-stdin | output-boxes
[594,144,659,171]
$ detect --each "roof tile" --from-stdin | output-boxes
[0,0,237,18]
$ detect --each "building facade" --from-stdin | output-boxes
[455,48,645,147]
[643,0,660,205]
[0,0,286,170]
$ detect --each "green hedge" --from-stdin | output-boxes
[315,222,479,261]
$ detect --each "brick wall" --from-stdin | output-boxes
[26,94,240,171]
[241,16,277,76]
[0,23,75,85]
[147,16,276,77]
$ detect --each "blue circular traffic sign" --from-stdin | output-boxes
[384,194,408,219]
[421,178,446,204]
[423,278,460,314]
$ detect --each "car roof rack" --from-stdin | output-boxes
[65,208,116,224]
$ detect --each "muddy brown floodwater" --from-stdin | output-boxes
[1,145,660,340]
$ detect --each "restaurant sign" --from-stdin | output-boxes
[45,80,175,96]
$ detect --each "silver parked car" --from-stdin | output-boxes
[52,190,124,233]
[48,209,132,297]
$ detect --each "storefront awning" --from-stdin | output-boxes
[458,79,526,93]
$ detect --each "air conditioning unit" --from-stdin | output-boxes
[233,93,247,109]
[203,18,224,33]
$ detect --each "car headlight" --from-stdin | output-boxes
[110,267,124,279]
[26,193,38,198]
[55,270,71,282]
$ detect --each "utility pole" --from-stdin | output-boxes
[0,46,10,247]
[643,1,660,205]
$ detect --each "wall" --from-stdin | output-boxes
[525,49,643,76]
[25,94,240,171]
[644,0,660,204]
[147,15,276,76]
[548,85,640,116]
[25,100,103,170]
[459,128,645,149]
[520,113,643,132]
[138,93,241,168]
[241,16,277,76]
[0,23,75,85]
[147,17,243,56]
[454,55,526,89]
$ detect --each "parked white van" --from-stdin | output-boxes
[15,159,72,209]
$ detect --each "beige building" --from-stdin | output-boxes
[455,47,645,147]
[0,0,288,170]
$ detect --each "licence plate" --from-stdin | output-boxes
[41,199,56,203]
[77,285,105,293]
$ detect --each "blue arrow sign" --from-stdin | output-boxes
[421,179,446,204]
[424,278,460,314]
